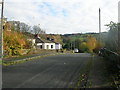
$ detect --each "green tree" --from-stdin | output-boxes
[75,39,81,50]
[79,42,89,52]
[105,21,118,52]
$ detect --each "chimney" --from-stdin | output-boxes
[35,34,40,38]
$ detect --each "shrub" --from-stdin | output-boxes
[3,31,26,56]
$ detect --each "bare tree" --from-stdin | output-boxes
[20,23,31,33]
[32,25,46,34]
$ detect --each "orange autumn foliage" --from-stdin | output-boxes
[86,35,97,52]
[3,30,26,56]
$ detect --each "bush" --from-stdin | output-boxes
[3,31,26,56]
[79,42,89,52]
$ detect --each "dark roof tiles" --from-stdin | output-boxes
[35,37,55,43]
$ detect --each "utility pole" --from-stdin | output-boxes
[0,0,4,89]
[99,8,101,42]
[118,1,120,51]
[0,0,4,59]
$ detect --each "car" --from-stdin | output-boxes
[74,48,79,53]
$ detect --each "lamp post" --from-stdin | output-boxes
[0,0,4,59]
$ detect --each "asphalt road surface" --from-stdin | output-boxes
[3,53,92,88]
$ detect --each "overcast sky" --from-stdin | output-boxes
[2,0,120,34]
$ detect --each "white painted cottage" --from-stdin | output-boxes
[33,35,62,50]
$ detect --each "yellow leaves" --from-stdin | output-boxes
[86,36,97,52]
[80,42,89,52]
[80,42,87,49]
[3,30,26,56]
[96,41,105,49]
[81,42,87,46]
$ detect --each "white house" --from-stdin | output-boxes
[33,35,62,50]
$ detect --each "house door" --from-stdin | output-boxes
[40,45,42,49]
[47,45,49,49]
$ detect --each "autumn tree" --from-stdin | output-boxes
[79,42,89,52]
[3,30,26,56]
[3,22,11,31]
[86,35,97,52]
[51,34,63,44]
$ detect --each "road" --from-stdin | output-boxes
[3,53,92,88]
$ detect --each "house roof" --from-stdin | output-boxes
[34,34,61,44]
[51,41,60,44]
[35,38,44,43]
[35,37,55,43]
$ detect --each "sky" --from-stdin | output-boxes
[1,0,120,34]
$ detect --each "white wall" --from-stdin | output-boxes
[55,44,62,49]
[44,43,55,50]
[36,43,62,50]
[36,43,42,46]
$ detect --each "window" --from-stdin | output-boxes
[40,45,42,49]
[51,45,53,49]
